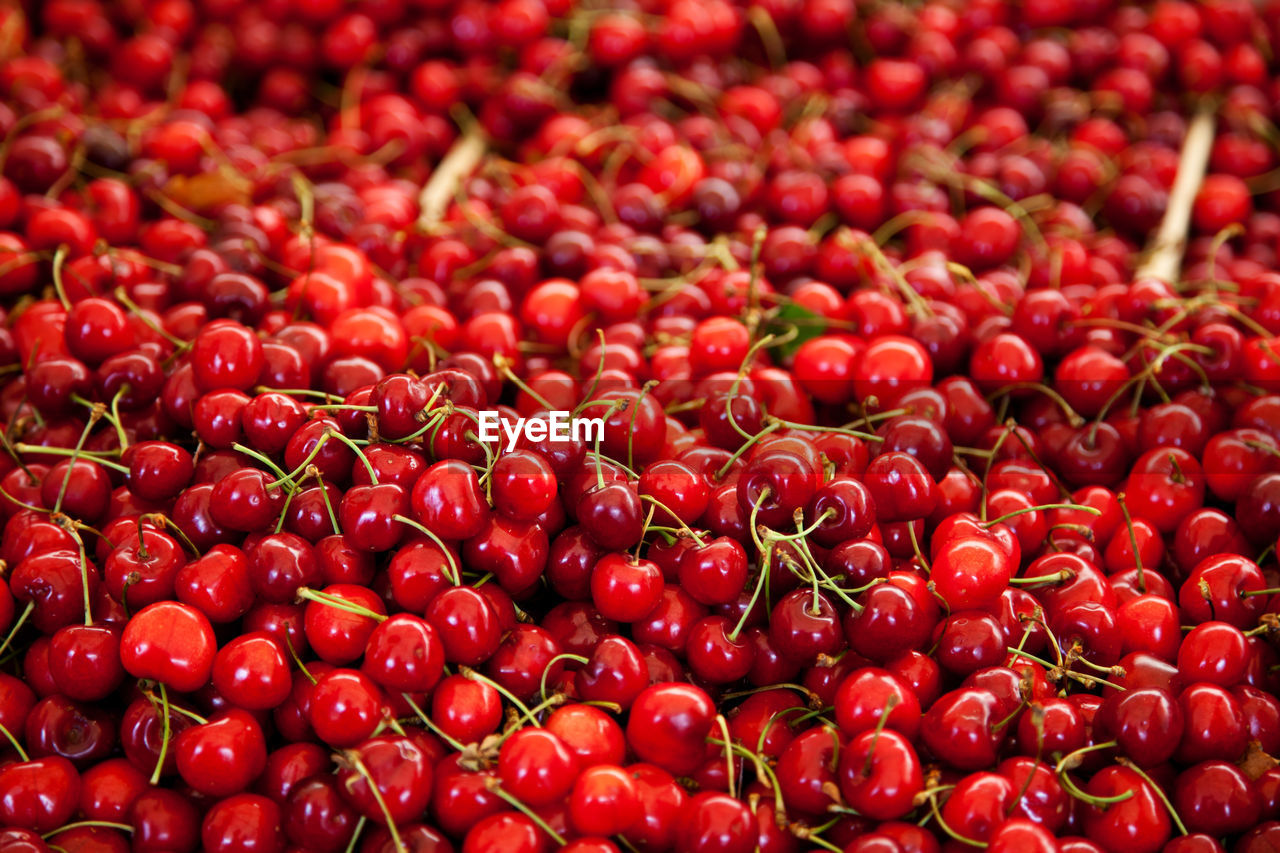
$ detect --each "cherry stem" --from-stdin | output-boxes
[1008,570,1076,588]
[1054,740,1119,776]
[905,521,929,573]
[0,720,29,761]
[296,588,387,623]
[400,693,467,753]
[459,666,540,728]
[979,424,1015,518]
[325,430,379,484]
[636,504,657,559]
[713,714,737,798]
[708,736,788,821]
[344,752,408,853]
[989,696,1027,734]
[53,407,104,515]
[791,828,842,853]
[0,601,34,660]
[149,683,171,785]
[984,503,1099,528]
[134,516,151,561]
[924,789,986,848]
[625,381,658,473]
[747,486,773,555]
[78,538,93,627]
[1065,641,1126,676]
[539,653,588,704]
[230,443,293,485]
[113,287,189,350]
[485,780,567,846]
[714,420,781,482]
[256,387,341,401]
[1057,768,1131,808]
[1118,758,1189,835]
[494,354,553,411]
[50,244,71,310]
[283,636,315,684]
[584,449,639,480]
[729,543,771,642]
[312,470,341,536]
[43,821,134,838]
[862,693,900,777]
[387,407,449,446]
[12,443,129,473]
[141,513,201,557]
[1240,588,1280,598]
[768,417,880,443]
[391,515,460,586]
[344,817,368,853]
[274,486,298,535]
[637,494,706,547]
[267,433,332,489]
[768,507,837,542]
[309,404,378,413]
[1115,492,1145,592]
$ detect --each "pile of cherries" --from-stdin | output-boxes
[5,0,1280,851]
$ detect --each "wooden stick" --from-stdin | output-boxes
[417,129,487,231]
[1136,106,1216,283]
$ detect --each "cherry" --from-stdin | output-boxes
[807,476,877,547]
[131,788,200,853]
[863,451,937,522]
[174,707,268,797]
[411,459,489,540]
[591,553,664,622]
[835,668,922,740]
[1176,683,1249,764]
[24,694,116,766]
[426,586,503,666]
[497,727,577,808]
[626,682,715,777]
[1177,621,1250,686]
[212,631,292,711]
[770,589,843,663]
[1082,766,1172,853]
[462,812,544,853]
[284,775,359,852]
[921,687,1005,770]
[176,544,256,623]
[0,756,78,834]
[120,601,216,693]
[201,793,285,853]
[126,441,195,502]
[303,582,386,665]
[1095,687,1183,766]
[360,613,444,694]
[839,727,924,821]
[430,673,502,746]
[546,703,627,769]
[337,734,434,825]
[339,483,409,552]
[80,758,147,824]
[191,321,264,392]
[677,792,755,853]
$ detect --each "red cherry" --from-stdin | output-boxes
[120,601,216,693]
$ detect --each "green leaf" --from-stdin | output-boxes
[769,303,827,359]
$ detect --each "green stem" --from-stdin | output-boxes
[400,693,467,752]
[392,515,460,586]
[295,587,387,622]
[149,683,170,785]
[460,666,540,727]
[0,720,29,761]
